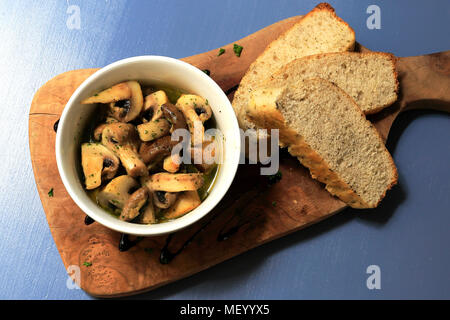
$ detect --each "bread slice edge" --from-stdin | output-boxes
[247,80,398,208]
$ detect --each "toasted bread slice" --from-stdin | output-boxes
[232,3,355,131]
[247,79,398,208]
[263,52,398,114]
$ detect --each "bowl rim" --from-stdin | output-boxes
[55,55,240,236]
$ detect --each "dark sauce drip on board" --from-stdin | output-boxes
[224,84,239,96]
[217,212,259,242]
[160,212,220,264]
[119,234,143,252]
[84,215,95,225]
[53,119,60,132]
[159,171,282,264]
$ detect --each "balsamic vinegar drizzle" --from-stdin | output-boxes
[159,171,281,263]
[53,119,60,132]
[160,211,220,264]
[119,234,143,252]
[84,215,95,225]
[217,211,261,242]
[224,84,239,96]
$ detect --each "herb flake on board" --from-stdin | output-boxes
[233,44,243,57]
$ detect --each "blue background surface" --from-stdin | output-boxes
[0,0,449,299]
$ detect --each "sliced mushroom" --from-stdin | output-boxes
[81,143,120,190]
[93,117,119,141]
[153,191,178,209]
[137,118,170,142]
[139,135,174,164]
[81,82,131,104]
[97,175,139,210]
[190,140,218,173]
[141,173,204,192]
[163,191,201,220]
[137,195,157,224]
[101,123,148,177]
[161,103,187,132]
[107,81,144,122]
[176,94,212,122]
[163,153,181,173]
[142,90,169,122]
[176,95,209,145]
[120,187,148,221]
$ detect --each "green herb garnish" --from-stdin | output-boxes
[271,201,277,207]
[83,261,92,267]
[217,48,225,56]
[233,44,243,57]
[202,69,211,76]
[48,188,54,197]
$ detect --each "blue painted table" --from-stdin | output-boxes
[0,0,449,299]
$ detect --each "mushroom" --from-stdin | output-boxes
[161,103,188,132]
[153,191,178,209]
[137,195,157,224]
[97,175,139,211]
[120,187,148,221]
[81,82,131,104]
[141,173,204,192]
[107,81,144,122]
[163,191,201,220]
[93,117,118,141]
[101,122,148,177]
[136,118,170,142]
[176,95,211,145]
[81,143,120,189]
[139,135,174,164]
[163,153,181,173]
[190,140,218,173]
[176,94,212,123]
[142,90,169,122]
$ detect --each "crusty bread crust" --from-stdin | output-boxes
[233,2,355,130]
[247,80,398,209]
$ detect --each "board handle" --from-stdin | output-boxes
[397,50,450,113]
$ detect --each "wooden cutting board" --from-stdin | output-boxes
[29,15,450,297]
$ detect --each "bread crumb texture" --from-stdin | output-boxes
[248,79,397,208]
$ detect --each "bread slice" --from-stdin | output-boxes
[232,3,355,131]
[263,52,398,114]
[247,79,398,208]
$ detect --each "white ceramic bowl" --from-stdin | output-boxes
[56,56,240,236]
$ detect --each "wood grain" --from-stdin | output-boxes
[29,16,450,297]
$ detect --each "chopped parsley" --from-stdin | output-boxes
[217,48,225,56]
[233,44,243,57]
[272,201,277,207]
[202,69,211,76]
[83,261,92,267]
[48,188,54,197]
